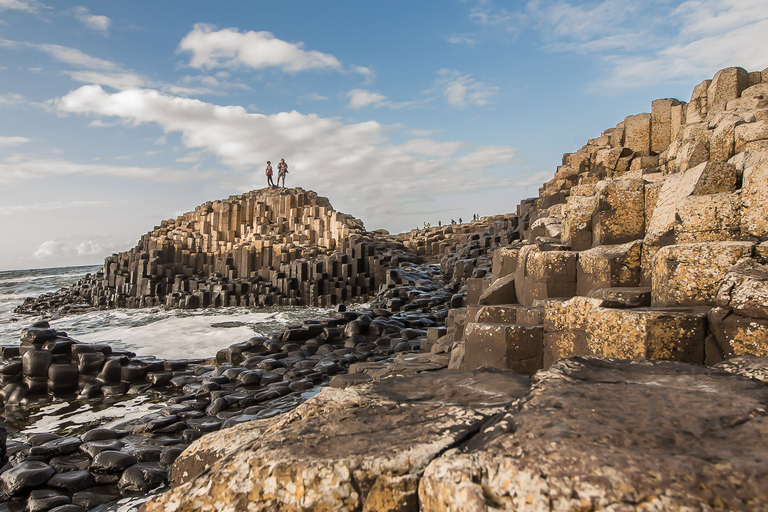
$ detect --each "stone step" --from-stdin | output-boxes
[465,322,544,376]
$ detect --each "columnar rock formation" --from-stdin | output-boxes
[17,188,416,313]
[448,66,768,374]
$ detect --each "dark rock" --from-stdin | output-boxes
[49,454,90,473]
[118,462,167,492]
[27,488,70,512]
[80,440,124,458]
[0,461,55,496]
[90,451,136,472]
[27,434,60,447]
[80,429,119,443]
[41,438,81,457]
[46,470,95,493]
[71,489,118,509]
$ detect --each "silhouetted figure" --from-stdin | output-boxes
[265,161,275,187]
[438,220,441,227]
[277,158,289,187]
[459,217,462,224]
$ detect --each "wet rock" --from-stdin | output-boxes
[80,429,120,443]
[26,434,60,447]
[0,461,55,496]
[118,463,167,492]
[27,488,70,512]
[48,454,90,473]
[71,489,118,509]
[90,451,136,472]
[80,440,124,458]
[46,470,95,493]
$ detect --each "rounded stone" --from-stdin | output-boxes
[80,439,125,458]
[118,463,167,492]
[22,350,54,378]
[46,470,95,493]
[0,460,55,496]
[27,488,70,512]
[80,428,119,443]
[90,450,137,472]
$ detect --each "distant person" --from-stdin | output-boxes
[459,217,462,224]
[277,158,289,187]
[451,219,456,225]
[438,220,441,227]
[265,161,275,187]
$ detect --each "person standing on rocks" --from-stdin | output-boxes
[265,161,275,187]
[277,158,289,187]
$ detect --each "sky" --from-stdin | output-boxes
[0,0,767,271]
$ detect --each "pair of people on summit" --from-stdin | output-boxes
[265,159,288,187]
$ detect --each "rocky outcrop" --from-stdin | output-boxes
[451,65,768,375]
[142,368,532,512]
[144,356,768,511]
[16,188,415,315]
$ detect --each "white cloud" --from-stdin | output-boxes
[0,0,41,12]
[73,6,110,33]
[178,24,342,73]
[352,65,375,83]
[297,93,328,103]
[36,43,119,70]
[347,88,388,109]
[33,237,126,262]
[466,0,768,89]
[0,153,208,184]
[155,135,167,145]
[436,69,498,108]
[0,136,30,146]
[0,93,24,107]
[66,70,146,90]
[0,200,118,215]
[55,85,520,228]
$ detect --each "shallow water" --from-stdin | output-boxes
[0,265,333,359]
[0,264,334,437]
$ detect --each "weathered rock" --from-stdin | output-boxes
[145,368,531,511]
[652,242,755,307]
[420,357,768,511]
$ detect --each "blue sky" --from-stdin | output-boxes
[1,0,767,270]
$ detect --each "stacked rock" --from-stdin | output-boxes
[443,66,768,375]
[1,260,454,510]
[397,214,518,261]
[15,188,416,316]
[0,321,198,407]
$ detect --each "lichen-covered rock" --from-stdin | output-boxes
[652,241,755,307]
[419,357,768,511]
[143,368,531,512]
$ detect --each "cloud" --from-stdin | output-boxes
[0,136,30,146]
[0,93,25,106]
[178,23,342,73]
[297,93,328,103]
[55,85,521,230]
[352,65,375,83]
[435,69,498,107]
[464,0,768,89]
[36,43,119,70]
[346,89,388,109]
[0,0,41,12]
[0,153,209,184]
[66,70,146,90]
[0,200,119,215]
[33,237,127,262]
[73,6,110,33]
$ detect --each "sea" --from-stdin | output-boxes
[0,264,333,359]
[0,264,334,439]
